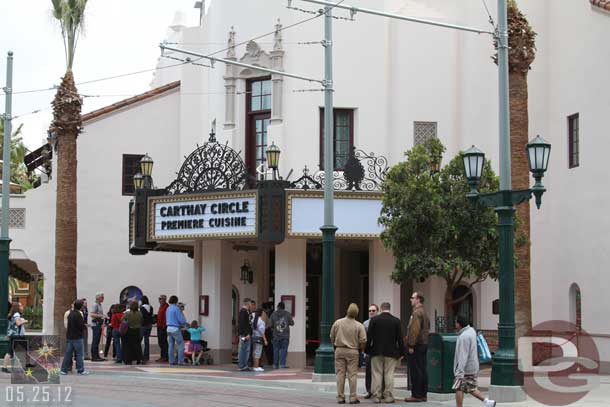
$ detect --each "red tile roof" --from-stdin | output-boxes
[591,0,610,11]
[82,81,180,124]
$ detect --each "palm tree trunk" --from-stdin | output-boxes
[51,71,81,337]
[509,71,532,344]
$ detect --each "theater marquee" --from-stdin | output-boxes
[148,191,258,241]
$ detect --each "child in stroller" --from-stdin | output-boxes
[184,321,208,365]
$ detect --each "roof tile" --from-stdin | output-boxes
[82,81,180,123]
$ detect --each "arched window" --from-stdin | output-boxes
[569,283,582,331]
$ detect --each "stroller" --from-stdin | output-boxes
[182,330,213,365]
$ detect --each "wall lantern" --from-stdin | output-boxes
[462,145,485,197]
[140,153,154,177]
[133,172,144,190]
[240,260,253,284]
[266,142,281,179]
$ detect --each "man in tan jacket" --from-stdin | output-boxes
[405,292,430,402]
[330,303,367,404]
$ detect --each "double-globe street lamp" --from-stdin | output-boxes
[462,135,551,386]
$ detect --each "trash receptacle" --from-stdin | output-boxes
[427,333,458,393]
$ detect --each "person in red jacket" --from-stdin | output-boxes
[110,304,125,363]
[155,295,169,362]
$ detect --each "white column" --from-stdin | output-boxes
[175,255,197,322]
[201,240,233,363]
[369,239,401,319]
[275,238,307,368]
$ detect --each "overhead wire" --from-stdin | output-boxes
[2,0,348,98]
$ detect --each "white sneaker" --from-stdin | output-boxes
[254,367,264,372]
[484,399,497,407]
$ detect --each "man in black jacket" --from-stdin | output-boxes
[60,300,90,375]
[237,298,253,371]
[365,302,403,403]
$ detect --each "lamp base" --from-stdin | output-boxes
[489,385,527,403]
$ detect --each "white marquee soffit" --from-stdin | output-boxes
[148,191,258,241]
[286,190,383,239]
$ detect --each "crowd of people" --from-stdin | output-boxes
[331,292,496,407]
[237,298,294,372]
[54,292,207,375]
[3,290,495,407]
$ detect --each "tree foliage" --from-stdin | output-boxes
[379,138,500,320]
[51,0,88,70]
[0,119,37,190]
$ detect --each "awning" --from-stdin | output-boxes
[9,249,42,282]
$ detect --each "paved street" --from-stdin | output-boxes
[1,361,609,407]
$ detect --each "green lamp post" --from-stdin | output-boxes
[0,51,14,358]
[463,135,551,387]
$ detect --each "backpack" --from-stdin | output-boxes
[477,332,492,363]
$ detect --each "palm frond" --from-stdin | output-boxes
[50,0,88,70]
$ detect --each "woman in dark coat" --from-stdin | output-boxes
[122,301,143,365]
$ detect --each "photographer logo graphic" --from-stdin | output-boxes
[518,320,600,406]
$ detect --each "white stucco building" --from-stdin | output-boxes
[8,0,610,371]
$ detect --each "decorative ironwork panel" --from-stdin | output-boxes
[289,166,322,190]
[166,138,247,194]
[0,208,26,229]
[414,121,437,146]
[353,149,388,191]
[289,148,388,191]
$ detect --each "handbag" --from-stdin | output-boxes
[119,320,129,336]
[477,332,492,363]
[6,318,19,337]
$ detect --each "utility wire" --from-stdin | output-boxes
[3,1,348,97]
[481,0,497,30]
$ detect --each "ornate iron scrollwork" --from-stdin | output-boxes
[166,137,247,194]
[354,149,389,191]
[289,166,322,190]
[343,147,365,190]
[289,148,388,191]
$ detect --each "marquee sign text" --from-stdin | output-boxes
[149,192,257,240]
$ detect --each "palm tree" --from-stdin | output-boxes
[495,0,537,344]
[50,0,88,336]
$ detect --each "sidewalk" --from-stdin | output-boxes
[83,359,610,406]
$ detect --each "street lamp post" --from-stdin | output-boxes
[314,3,337,376]
[463,136,551,391]
[0,51,14,357]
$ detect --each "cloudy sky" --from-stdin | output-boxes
[0,0,207,149]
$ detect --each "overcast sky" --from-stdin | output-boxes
[0,0,207,150]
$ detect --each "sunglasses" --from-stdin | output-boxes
[368,309,377,312]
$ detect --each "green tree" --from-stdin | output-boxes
[50,0,88,336]
[379,138,499,323]
[0,119,37,191]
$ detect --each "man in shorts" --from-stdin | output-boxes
[453,315,496,407]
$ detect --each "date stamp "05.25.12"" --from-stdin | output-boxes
[3,335,73,406]
[4,386,73,406]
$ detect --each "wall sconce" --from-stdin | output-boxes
[240,260,253,284]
